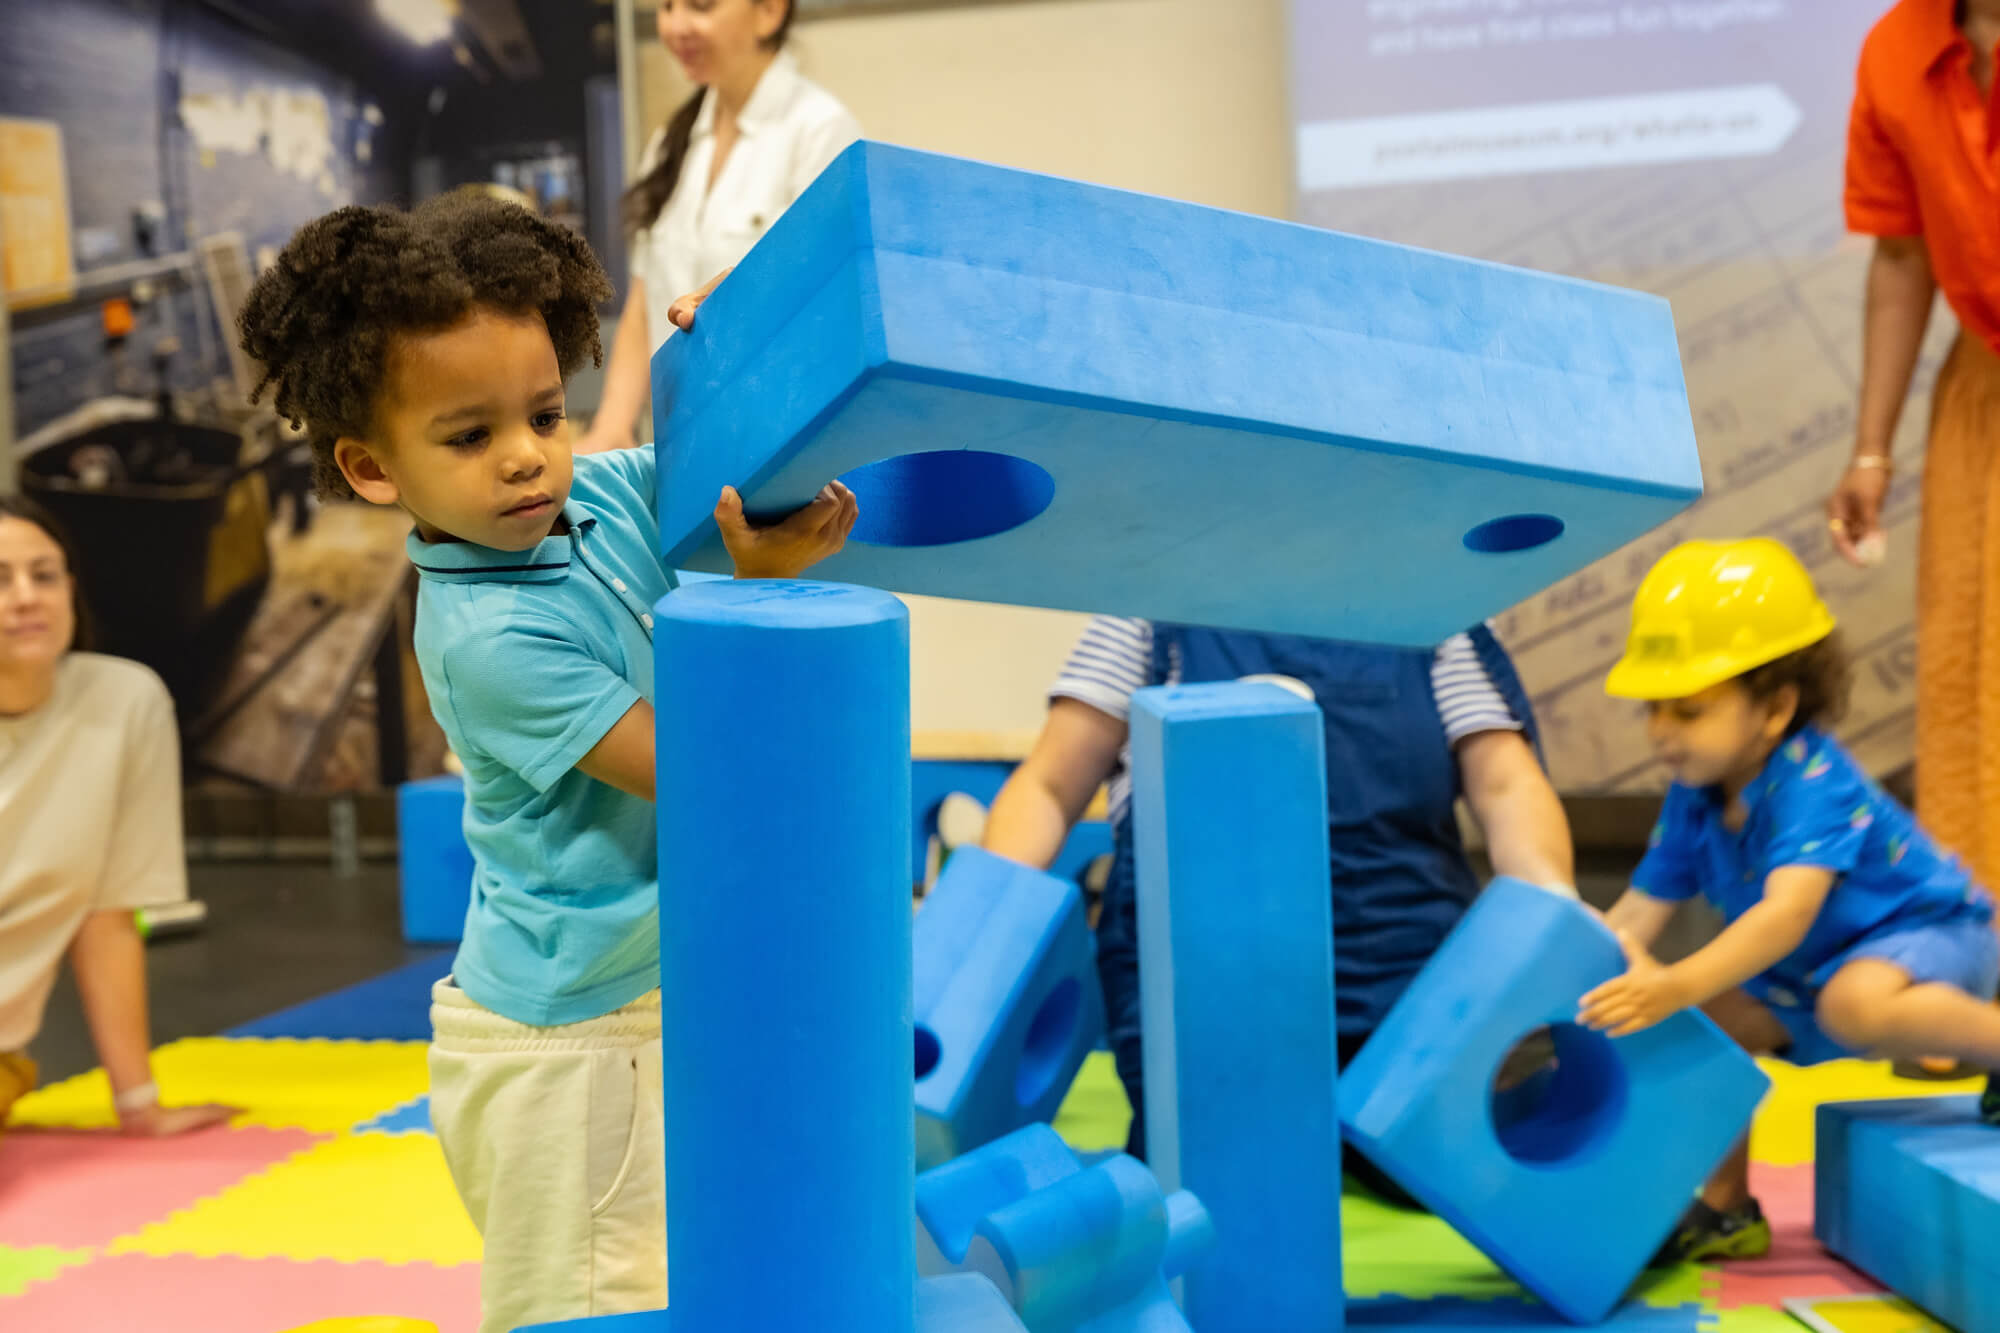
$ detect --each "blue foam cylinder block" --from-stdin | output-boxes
[1128,681,1344,1331]
[397,775,473,944]
[652,141,1703,646]
[1815,1096,2000,1333]
[914,846,1106,1168]
[916,1124,1211,1333]
[1340,878,1770,1325]
[655,579,917,1333]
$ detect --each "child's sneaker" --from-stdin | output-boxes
[1648,1198,1770,1266]
[1981,1074,2000,1127]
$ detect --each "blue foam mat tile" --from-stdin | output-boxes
[355,1094,433,1136]
[1349,1297,1708,1329]
[225,950,452,1041]
[653,141,1702,647]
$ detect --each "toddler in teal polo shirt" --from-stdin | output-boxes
[239,191,854,1333]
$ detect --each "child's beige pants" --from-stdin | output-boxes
[428,979,666,1333]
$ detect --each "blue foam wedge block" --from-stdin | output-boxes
[224,950,451,1041]
[397,775,473,944]
[655,580,918,1333]
[1340,879,1770,1325]
[914,847,1106,1168]
[653,141,1702,646]
[1128,682,1344,1331]
[916,1123,1212,1333]
[1815,1096,2000,1333]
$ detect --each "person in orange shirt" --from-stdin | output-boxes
[1828,0,2000,892]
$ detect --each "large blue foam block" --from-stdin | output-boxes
[1340,879,1769,1325]
[1128,682,1344,1331]
[653,141,1702,645]
[916,1123,1213,1333]
[1815,1096,2000,1333]
[914,847,1106,1168]
[397,775,473,943]
[655,580,918,1333]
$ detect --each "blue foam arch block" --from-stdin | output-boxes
[1128,681,1344,1331]
[1815,1096,2000,1333]
[397,776,473,944]
[915,847,1106,1168]
[916,1124,1211,1333]
[655,579,917,1333]
[1339,879,1769,1325]
[653,141,1702,646]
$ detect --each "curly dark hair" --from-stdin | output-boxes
[239,188,613,499]
[1741,631,1852,736]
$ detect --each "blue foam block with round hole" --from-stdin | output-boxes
[1339,878,1769,1325]
[1128,681,1345,1331]
[915,846,1106,1169]
[651,141,1702,646]
[1814,1096,2000,1333]
[397,775,473,944]
[915,1123,1212,1333]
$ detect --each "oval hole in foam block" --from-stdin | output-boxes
[1488,1022,1628,1167]
[1464,513,1565,553]
[1014,977,1083,1109]
[841,450,1055,547]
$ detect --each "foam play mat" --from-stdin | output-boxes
[1,957,1980,1332]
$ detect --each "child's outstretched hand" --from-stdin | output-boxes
[716,481,858,580]
[1578,931,1692,1038]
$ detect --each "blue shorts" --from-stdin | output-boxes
[1750,915,2000,1067]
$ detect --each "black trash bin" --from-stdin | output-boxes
[22,413,272,719]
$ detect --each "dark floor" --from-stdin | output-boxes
[34,861,434,1083]
[31,845,1711,1087]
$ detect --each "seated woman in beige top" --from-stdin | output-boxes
[0,496,230,1135]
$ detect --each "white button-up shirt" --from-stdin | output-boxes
[631,52,860,352]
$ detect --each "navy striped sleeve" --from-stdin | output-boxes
[1432,632,1521,745]
[1050,616,1154,721]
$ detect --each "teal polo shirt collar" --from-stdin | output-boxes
[407,500,599,585]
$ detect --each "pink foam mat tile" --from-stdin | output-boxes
[0,1252,480,1332]
[0,1124,322,1249]
[1712,1161,1883,1310]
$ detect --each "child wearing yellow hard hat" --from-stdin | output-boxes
[1578,538,2000,1266]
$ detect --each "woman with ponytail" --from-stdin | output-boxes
[577,0,859,454]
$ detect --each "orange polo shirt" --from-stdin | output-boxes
[1846,0,2000,355]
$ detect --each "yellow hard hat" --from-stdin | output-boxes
[1605,538,1835,701]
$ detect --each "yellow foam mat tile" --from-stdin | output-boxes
[9,1038,429,1134]
[1748,1057,1981,1167]
[110,1132,480,1267]
[1051,1051,1131,1153]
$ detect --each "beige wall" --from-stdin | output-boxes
[638,0,1292,751]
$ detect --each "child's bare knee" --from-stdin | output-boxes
[1815,991,1883,1052]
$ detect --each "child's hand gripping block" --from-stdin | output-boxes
[915,847,1106,1169]
[652,141,1702,647]
[397,775,472,944]
[1338,878,1769,1325]
[1815,1097,2000,1333]
[916,1123,1215,1333]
